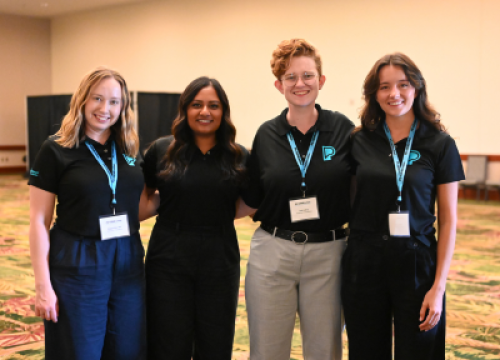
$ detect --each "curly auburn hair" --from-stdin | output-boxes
[359,52,444,132]
[55,67,139,156]
[159,77,245,185]
[270,39,322,79]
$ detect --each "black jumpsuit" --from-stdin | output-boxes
[142,136,247,360]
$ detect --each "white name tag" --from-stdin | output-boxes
[388,211,410,237]
[99,213,130,240]
[289,197,320,223]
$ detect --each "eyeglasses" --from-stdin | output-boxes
[281,72,319,86]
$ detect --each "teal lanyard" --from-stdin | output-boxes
[85,140,118,212]
[383,119,417,211]
[286,130,319,197]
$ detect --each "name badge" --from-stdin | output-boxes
[388,211,410,237]
[289,197,320,223]
[99,213,130,240]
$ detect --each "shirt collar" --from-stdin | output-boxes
[276,104,331,136]
[84,132,114,148]
[372,117,439,141]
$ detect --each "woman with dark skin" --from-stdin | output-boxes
[343,53,465,360]
[140,77,247,360]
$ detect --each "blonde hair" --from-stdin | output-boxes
[271,39,322,80]
[55,67,139,157]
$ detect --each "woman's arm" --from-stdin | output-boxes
[139,185,160,221]
[419,181,458,331]
[29,186,58,323]
[235,197,257,219]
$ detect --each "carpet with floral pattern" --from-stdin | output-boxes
[0,174,499,359]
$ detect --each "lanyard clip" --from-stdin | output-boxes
[301,181,307,198]
[111,194,116,215]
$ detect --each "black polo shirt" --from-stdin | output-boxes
[28,135,144,238]
[142,136,249,227]
[242,104,355,232]
[350,119,465,246]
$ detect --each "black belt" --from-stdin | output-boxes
[260,224,349,245]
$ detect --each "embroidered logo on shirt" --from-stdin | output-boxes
[322,146,336,161]
[408,150,421,165]
[122,154,136,166]
[30,169,39,177]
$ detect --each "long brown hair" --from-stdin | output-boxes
[55,67,139,156]
[359,52,443,132]
[159,77,245,184]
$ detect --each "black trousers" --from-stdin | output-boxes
[341,231,445,360]
[145,222,240,360]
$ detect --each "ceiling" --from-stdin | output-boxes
[0,0,153,18]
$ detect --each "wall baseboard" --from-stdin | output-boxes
[0,166,26,174]
[460,154,500,161]
[0,145,26,151]
[459,188,500,201]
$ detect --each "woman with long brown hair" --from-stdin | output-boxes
[29,67,146,359]
[342,53,464,360]
[141,76,247,360]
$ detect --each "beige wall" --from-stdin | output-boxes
[0,14,51,147]
[50,0,500,152]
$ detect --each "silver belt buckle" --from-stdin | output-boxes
[291,231,308,245]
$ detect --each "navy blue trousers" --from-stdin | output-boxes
[44,225,147,360]
[341,232,445,360]
[145,223,240,360]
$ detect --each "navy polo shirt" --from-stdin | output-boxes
[28,134,144,238]
[242,104,355,232]
[142,136,249,227]
[350,119,465,246]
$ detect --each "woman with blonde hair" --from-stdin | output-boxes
[29,67,146,359]
[240,39,354,360]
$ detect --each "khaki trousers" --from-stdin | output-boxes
[245,227,346,360]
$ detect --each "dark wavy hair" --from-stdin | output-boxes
[359,52,444,132]
[159,76,245,184]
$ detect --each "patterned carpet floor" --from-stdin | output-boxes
[0,174,499,359]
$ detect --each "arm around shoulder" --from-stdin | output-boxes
[139,185,160,221]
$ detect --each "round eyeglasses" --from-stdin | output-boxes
[281,73,319,86]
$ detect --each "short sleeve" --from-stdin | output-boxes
[28,139,62,194]
[240,135,262,209]
[142,141,158,189]
[435,135,465,184]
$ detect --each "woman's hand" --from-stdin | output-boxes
[139,185,159,221]
[235,197,256,219]
[419,286,444,331]
[35,283,59,323]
